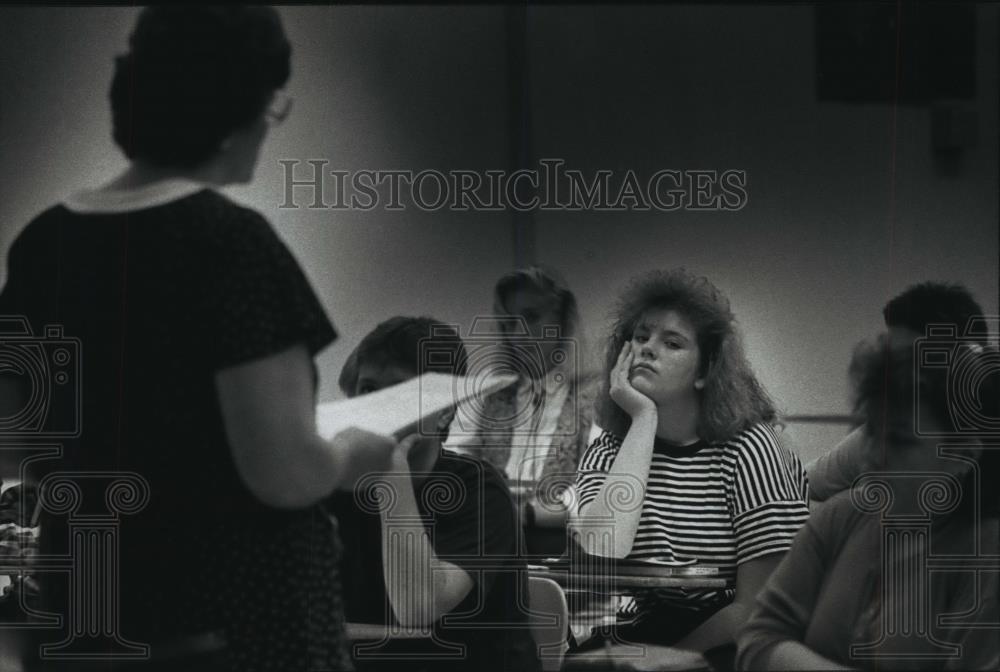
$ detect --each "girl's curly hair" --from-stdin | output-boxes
[596,269,777,442]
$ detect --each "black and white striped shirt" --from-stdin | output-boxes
[576,422,809,614]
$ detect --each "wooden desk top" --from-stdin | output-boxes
[528,566,728,590]
[345,622,432,641]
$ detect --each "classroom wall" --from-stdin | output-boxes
[525,5,999,461]
[229,6,515,402]
[0,6,995,463]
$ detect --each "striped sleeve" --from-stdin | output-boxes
[730,423,810,564]
[575,430,623,509]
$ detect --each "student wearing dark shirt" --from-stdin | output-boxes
[448,266,600,513]
[328,317,541,672]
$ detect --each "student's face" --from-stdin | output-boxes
[353,363,413,398]
[500,287,564,378]
[627,308,704,405]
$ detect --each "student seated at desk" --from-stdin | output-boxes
[572,269,810,656]
[327,317,540,672]
[447,266,601,515]
[809,281,987,502]
[737,333,999,671]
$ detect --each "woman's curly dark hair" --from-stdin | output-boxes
[110,6,291,167]
[596,269,777,443]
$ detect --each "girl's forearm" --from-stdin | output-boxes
[577,410,657,557]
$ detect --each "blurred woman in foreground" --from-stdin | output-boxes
[0,7,395,670]
[737,334,999,670]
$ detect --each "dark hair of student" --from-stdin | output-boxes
[882,281,985,343]
[338,316,469,395]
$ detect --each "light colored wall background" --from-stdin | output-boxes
[0,6,995,464]
[525,5,998,462]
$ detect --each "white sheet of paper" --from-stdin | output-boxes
[316,371,516,441]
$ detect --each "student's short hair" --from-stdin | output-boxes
[110,6,291,167]
[493,265,579,337]
[338,317,468,395]
[882,282,985,341]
